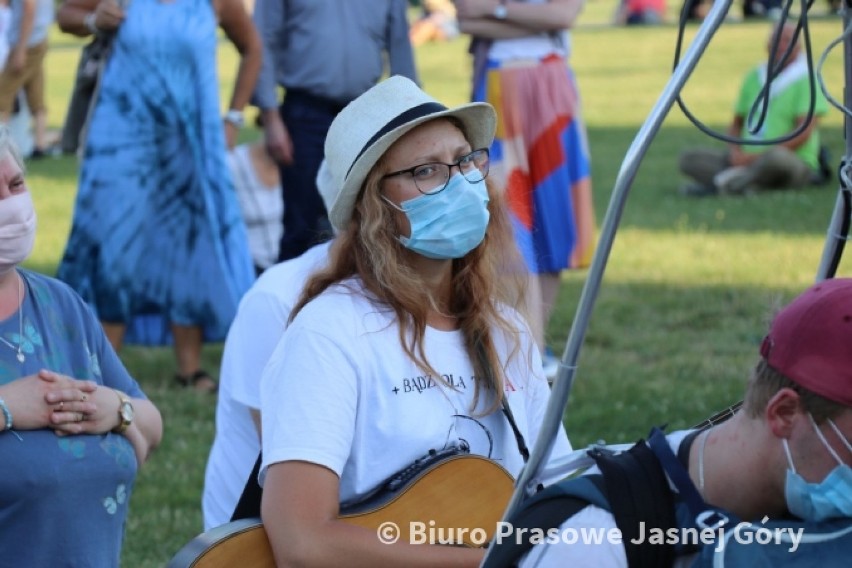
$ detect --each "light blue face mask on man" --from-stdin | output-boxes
[386,172,490,260]
[783,413,852,522]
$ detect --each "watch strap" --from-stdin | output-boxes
[224,109,245,128]
[113,390,132,434]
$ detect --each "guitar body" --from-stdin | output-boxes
[168,455,514,568]
[340,454,514,545]
[168,518,274,568]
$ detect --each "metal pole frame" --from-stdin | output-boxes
[816,1,852,280]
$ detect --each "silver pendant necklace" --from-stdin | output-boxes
[0,273,24,363]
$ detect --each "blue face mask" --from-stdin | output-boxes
[386,172,490,260]
[783,414,852,522]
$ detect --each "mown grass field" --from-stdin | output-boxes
[23,6,851,565]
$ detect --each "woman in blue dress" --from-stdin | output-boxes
[56,0,261,392]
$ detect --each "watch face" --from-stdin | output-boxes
[120,402,134,422]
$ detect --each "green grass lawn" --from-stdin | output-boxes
[22,9,852,566]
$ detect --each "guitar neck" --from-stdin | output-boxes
[691,400,743,431]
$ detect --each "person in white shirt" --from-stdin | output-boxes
[201,160,336,530]
[227,138,284,274]
[259,76,572,567]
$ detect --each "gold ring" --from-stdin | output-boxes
[77,413,84,422]
[81,394,88,402]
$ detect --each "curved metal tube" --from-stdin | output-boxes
[816,4,852,281]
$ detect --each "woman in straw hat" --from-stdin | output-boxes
[258,76,572,565]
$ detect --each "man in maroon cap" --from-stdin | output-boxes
[505,278,852,567]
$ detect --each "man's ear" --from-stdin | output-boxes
[766,387,803,438]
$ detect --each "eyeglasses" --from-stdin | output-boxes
[382,148,490,195]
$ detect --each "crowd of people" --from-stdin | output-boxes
[0,0,849,566]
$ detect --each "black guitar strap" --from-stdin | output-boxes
[501,398,530,463]
[231,453,263,521]
[474,338,530,464]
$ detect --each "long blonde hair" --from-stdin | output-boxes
[292,119,527,415]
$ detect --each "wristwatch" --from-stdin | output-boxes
[223,109,245,128]
[113,390,134,434]
[493,1,508,19]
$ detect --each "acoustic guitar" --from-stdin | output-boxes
[167,454,514,568]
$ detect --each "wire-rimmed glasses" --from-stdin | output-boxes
[382,148,490,195]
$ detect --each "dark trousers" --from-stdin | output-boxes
[277,90,343,261]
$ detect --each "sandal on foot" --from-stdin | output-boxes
[175,370,218,393]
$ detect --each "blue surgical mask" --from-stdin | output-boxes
[385,173,489,260]
[783,414,852,522]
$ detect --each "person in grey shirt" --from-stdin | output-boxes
[250,0,418,262]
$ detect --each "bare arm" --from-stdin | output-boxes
[728,114,817,167]
[249,0,293,164]
[216,0,262,148]
[57,0,126,37]
[119,395,162,466]
[8,0,35,72]
[455,0,585,38]
[779,115,817,152]
[250,407,261,438]
[262,461,484,567]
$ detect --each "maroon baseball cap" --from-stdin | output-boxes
[760,278,852,406]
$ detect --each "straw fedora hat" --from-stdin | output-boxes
[324,76,496,232]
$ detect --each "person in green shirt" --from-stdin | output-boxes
[679,21,830,197]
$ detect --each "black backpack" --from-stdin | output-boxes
[482,432,681,568]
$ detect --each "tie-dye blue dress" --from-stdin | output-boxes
[57,0,254,343]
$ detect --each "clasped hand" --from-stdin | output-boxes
[92,0,127,33]
[4,370,118,436]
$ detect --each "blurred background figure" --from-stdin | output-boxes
[410,0,459,46]
[227,116,283,276]
[0,0,10,68]
[0,0,54,159]
[678,21,829,197]
[55,0,262,393]
[6,95,33,159]
[456,0,597,381]
[681,0,711,21]
[743,0,782,19]
[251,0,418,263]
[614,0,666,25]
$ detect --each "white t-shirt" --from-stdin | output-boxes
[227,144,284,270]
[201,242,331,530]
[519,430,697,568]
[7,0,53,47]
[260,277,573,505]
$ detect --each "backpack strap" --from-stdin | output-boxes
[590,440,676,568]
[481,475,609,568]
[647,428,732,531]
